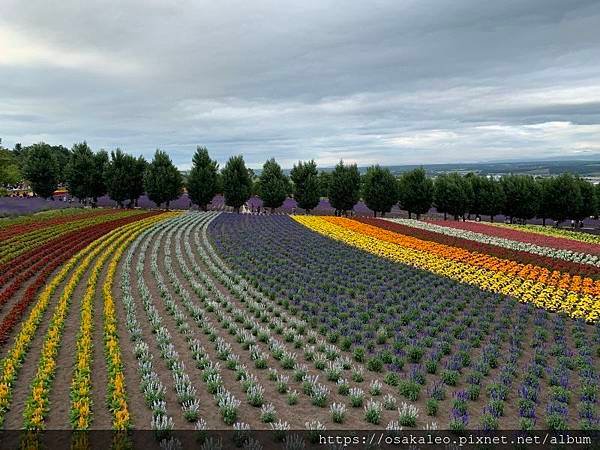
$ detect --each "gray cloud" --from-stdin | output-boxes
[1,0,600,168]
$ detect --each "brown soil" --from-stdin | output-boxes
[2,256,92,429]
[112,261,154,430]
[173,221,408,429]
[89,258,115,429]
[0,261,68,360]
[122,232,185,429]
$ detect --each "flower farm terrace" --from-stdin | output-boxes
[0,209,598,437]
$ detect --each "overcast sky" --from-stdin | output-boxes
[1,0,600,169]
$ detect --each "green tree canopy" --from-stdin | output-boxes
[317,171,331,198]
[328,160,361,215]
[222,155,252,213]
[544,173,581,224]
[52,145,71,184]
[575,176,595,221]
[465,173,482,218]
[500,175,540,222]
[187,146,219,211]
[0,146,21,187]
[397,168,433,219]
[290,160,320,213]
[434,173,472,220]
[595,183,600,219]
[258,158,289,212]
[105,149,133,207]
[23,143,59,199]
[128,156,147,207]
[479,177,505,223]
[90,150,108,205]
[144,150,183,209]
[65,142,96,202]
[362,165,398,217]
[536,177,553,226]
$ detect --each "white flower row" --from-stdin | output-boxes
[153,216,247,425]
[386,218,600,267]
[187,212,411,423]
[181,213,392,417]
[121,227,177,432]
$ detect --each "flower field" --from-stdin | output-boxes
[210,214,600,430]
[0,209,598,434]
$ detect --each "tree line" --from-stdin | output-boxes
[1,140,598,224]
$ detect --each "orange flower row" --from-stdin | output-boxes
[324,217,600,297]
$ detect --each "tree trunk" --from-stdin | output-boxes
[408,211,412,219]
[416,213,420,220]
[381,212,385,218]
[542,217,546,226]
[490,215,494,223]
[373,211,377,217]
[166,200,170,211]
[444,212,447,220]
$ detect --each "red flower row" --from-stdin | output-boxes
[0,210,144,280]
[359,218,600,279]
[0,231,77,284]
[426,219,600,256]
[0,209,113,242]
[0,211,160,346]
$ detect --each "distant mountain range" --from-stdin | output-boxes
[181,157,600,178]
[287,158,600,177]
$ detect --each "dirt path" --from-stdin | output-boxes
[3,259,91,429]
[157,228,292,428]
[89,259,113,429]
[128,230,195,430]
[112,260,153,429]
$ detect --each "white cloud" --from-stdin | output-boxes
[1,0,600,167]
[0,26,142,75]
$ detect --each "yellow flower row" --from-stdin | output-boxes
[21,220,149,430]
[293,216,600,323]
[102,211,180,430]
[69,212,172,430]
[0,225,117,428]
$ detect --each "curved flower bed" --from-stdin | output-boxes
[22,215,165,429]
[426,219,600,257]
[3,227,123,428]
[0,211,159,346]
[0,209,112,242]
[0,208,87,231]
[295,216,599,322]
[0,210,143,266]
[207,213,597,428]
[490,222,600,245]
[209,214,527,348]
[333,218,599,297]
[389,219,600,267]
[360,218,600,278]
